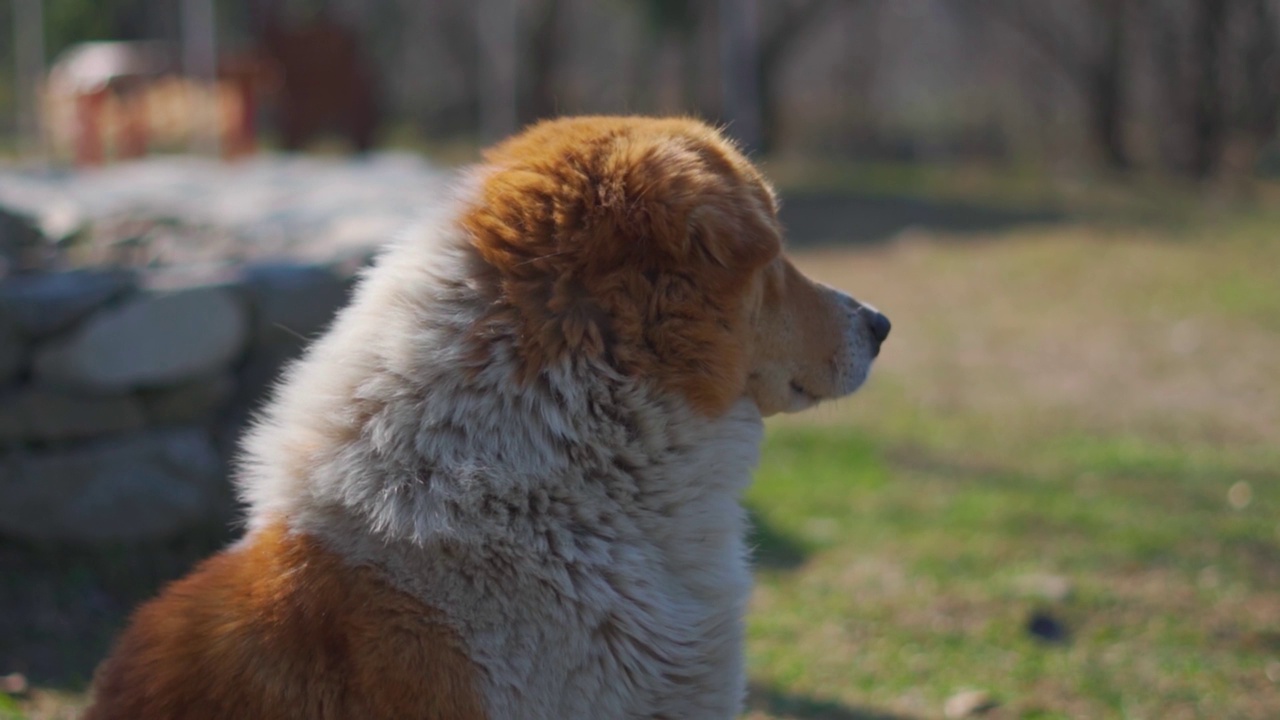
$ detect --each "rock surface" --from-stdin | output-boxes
[34,285,249,390]
[0,205,51,273]
[0,154,447,542]
[0,312,22,385]
[139,372,236,425]
[244,262,350,349]
[0,269,135,337]
[0,427,223,542]
[0,387,145,441]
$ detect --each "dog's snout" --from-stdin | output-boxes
[865,310,891,344]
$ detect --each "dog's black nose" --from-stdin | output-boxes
[866,311,891,343]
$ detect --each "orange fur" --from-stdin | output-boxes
[84,522,485,720]
[460,116,783,416]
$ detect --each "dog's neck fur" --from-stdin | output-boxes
[236,200,765,718]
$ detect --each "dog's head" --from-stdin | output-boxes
[461,116,888,417]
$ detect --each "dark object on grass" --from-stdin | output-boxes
[1026,610,1069,643]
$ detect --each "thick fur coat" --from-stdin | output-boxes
[85,116,889,720]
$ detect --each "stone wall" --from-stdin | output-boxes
[0,262,360,542]
[0,152,450,543]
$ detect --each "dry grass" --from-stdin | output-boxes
[787,224,1280,453]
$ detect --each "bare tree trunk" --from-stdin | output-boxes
[477,0,518,142]
[1189,0,1228,179]
[1239,0,1280,146]
[988,0,1133,171]
[522,0,563,124]
[753,0,840,153]
[433,1,483,135]
[1089,0,1130,170]
[718,0,761,152]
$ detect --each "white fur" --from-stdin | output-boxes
[237,184,765,719]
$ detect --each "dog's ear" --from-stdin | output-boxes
[684,202,780,274]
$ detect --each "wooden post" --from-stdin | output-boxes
[117,88,150,159]
[74,88,107,166]
[224,72,258,159]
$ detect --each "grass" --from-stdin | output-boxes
[739,202,1280,718]
[4,172,1279,718]
[744,427,1277,719]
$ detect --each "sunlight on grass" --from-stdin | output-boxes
[745,427,1279,718]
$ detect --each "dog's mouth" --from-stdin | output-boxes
[789,380,817,400]
[788,380,822,410]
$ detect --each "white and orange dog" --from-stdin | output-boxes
[86,116,889,720]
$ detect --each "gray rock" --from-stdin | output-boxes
[0,205,49,273]
[0,269,136,337]
[231,264,350,425]
[0,427,224,542]
[140,372,236,425]
[0,387,145,441]
[0,153,447,270]
[34,285,249,391]
[243,263,349,352]
[0,313,22,385]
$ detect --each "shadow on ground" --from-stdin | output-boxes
[0,526,233,689]
[747,682,918,720]
[778,191,1064,248]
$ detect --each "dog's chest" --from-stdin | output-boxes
[471,489,754,720]
[348,408,762,720]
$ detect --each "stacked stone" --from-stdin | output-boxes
[0,263,356,543]
[0,151,455,544]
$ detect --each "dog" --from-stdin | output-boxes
[84,116,890,720]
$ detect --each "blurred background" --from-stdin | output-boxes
[0,1,1277,719]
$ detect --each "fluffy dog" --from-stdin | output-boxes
[85,116,890,720]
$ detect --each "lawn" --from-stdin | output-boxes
[743,212,1280,719]
[3,185,1278,719]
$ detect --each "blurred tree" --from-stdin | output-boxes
[634,0,710,115]
[1148,0,1280,179]
[434,0,484,135]
[1237,0,1280,155]
[477,0,518,140]
[985,0,1135,171]
[522,0,564,124]
[44,0,158,57]
[718,0,761,151]
[753,0,849,153]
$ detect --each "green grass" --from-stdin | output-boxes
[745,425,1278,718]
[736,195,1280,718]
